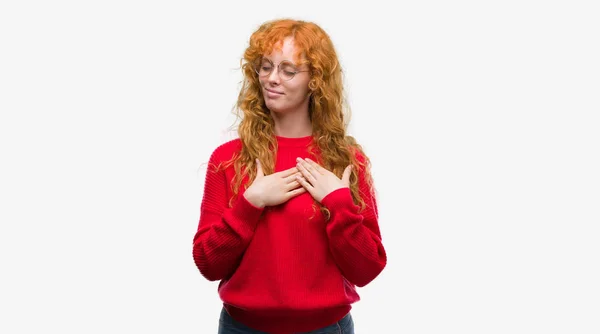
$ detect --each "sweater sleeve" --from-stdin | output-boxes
[192,147,264,281]
[320,160,387,288]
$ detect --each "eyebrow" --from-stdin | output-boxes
[262,57,300,66]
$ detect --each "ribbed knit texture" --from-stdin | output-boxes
[192,135,386,333]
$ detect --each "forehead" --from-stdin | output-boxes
[264,37,306,63]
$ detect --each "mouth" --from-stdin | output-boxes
[265,88,284,95]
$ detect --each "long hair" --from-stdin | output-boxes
[221,18,373,218]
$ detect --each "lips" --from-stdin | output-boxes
[265,88,284,95]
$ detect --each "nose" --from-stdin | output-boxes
[267,67,281,84]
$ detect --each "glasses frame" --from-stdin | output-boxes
[253,57,310,81]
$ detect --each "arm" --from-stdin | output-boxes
[192,148,264,281]
[320,162,387,287]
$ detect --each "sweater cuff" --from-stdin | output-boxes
[230,193,265,227]
[321,187,356,214]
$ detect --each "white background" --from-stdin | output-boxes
[1,1,599,333]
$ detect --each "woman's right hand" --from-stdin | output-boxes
[243,159,306,208]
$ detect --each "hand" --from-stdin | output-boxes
[243,159,306,208]
[295,157,352,203]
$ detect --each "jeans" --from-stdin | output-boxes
[217,307,355,334]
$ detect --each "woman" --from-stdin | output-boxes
[192,18,387,334]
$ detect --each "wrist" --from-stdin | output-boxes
[243,191,265,208]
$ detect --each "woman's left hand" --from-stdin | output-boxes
[295,157,352,203]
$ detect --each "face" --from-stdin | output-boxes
[258,37,311,115]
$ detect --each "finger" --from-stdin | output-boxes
[341,165,353,187]
[296,174,313,189]
[256,159,264,177]
[285,180,302,191]
[277,166,300,177]
[285,186,306,199]
[296,162,317,185]
[304,161,320,178]
[283,173,301,184]
[296,158,318,179]
[304,158,326,175]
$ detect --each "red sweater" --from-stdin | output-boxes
[192,135,386,333]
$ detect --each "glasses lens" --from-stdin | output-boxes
[255,58,273,76]
[279,61,297,81]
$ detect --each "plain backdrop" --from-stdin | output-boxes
[1,0,599,333]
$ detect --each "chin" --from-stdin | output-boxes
[267,106,285,114]
[265,102,285,113]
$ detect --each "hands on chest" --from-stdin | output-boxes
[243,157,352,208]
[294,157,352,203]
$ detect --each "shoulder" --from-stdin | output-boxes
[353,148,369,165]
[209,138,242,163]
[345,136,374,188]
[345,135,370,166]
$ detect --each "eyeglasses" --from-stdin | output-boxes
[253,58,310,81]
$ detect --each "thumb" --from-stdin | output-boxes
[341,165,352,187]
[255,159,264,178]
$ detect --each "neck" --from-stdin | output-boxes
[270,106,312,138]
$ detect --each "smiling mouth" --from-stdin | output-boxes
[266,88,284,94]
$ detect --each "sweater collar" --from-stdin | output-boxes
[275,135,313,148]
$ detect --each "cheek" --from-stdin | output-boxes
[298,79,311,96]
[258,78,266,89]
[289,82,311,97]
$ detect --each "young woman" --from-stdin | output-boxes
[192,18,387,334]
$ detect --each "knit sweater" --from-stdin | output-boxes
[192,135,386,333]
